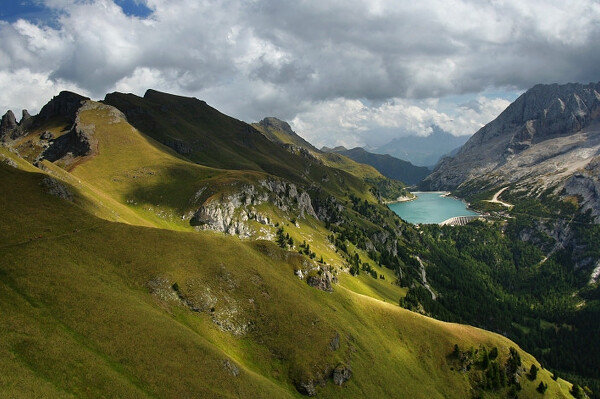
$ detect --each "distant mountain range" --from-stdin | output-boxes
[250,117,429,186]
[321,146,430,186]
[374,127,470,167]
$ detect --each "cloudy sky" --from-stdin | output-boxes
[1,0,599,148]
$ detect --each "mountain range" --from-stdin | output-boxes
[374,127,470,167]
[321,146,430,186]
[0,85,595,398]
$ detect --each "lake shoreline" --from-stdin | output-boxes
[387,191,479,224]
[385,195,416,204]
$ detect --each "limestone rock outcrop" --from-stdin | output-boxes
[190,178,318,237]
[0,110,18,140]
[40,101,102,164]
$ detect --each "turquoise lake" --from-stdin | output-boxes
[388,192,479,224]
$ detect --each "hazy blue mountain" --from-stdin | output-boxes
[375,127,470,167]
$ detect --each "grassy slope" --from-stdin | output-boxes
[63,100,411,301]
[103,91,374,200]
[251,119,319,151]
[252,119,411,204]
[252,119,383,181]
[5,99,410,313]
[0,158,573,398]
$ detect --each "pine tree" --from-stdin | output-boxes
[481,347,490,369]
[571,384,584,399]
[536,381,547,394]
[529,364,538,380]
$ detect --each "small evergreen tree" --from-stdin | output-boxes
[276,227,287,248]
[529,364,538,380]
[489,346,498,360]
[536,381,547,394]
[481,347,490,369]
[453,344,460,357]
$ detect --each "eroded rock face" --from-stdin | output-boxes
[296,381,317,397]
[190,178,318,238]
[40,101,120,165]
[163,138,193,154]
[37,91,89,122]
[191,200,252,237]
[306,270,337,292]
[41,177,73,201]
[148,271,250,337]
[563,157,600,223]
[0,110,18,141]
[332,364,352,386]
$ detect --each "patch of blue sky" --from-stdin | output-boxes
[114,0,153,18]
[0,0,153,24]
[0,1,52,23]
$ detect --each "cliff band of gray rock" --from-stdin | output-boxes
[189,178,317,238]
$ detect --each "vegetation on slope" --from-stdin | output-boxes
[400,187,600,397]
[0,162,573,398]
[0,89,584,398]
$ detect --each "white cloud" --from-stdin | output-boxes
[290,96,511,149]
[0,68,88,115]
[0,0,598,148]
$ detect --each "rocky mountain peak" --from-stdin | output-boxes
[20,109,32,123]
[465,82,600,154]
[424,81,600,220]
[258,117,295,136]
[0,110,18,140]
[38,91,90,122]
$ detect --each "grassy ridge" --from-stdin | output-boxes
[103,91,378,202]
[0,156,573,398]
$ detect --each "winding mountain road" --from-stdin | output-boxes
[485,187,513,208]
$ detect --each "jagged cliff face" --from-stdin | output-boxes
[188,178,317,238]
[424,82,600,220]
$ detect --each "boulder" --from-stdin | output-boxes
[329,332,340,351]
[222,359,240,377]
[306,270,337,292]
[332,363,352,386]
[40,131,54,140]
[295,380,316,397]
[41,177,73,201]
